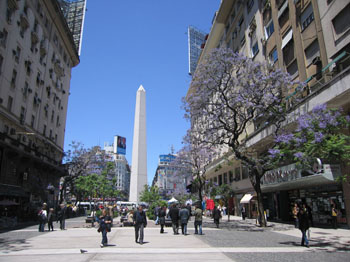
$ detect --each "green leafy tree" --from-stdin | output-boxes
[75,173,100,209]
[210,184,234,221]
[139,185,164,219]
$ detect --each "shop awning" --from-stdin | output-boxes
[240,193,253,204]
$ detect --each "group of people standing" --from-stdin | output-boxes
[37,203,67,232]
[161,203,203,235]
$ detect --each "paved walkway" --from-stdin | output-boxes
[204,215,350,251]
[0,216,349,261]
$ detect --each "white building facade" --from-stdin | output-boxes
[0,0,81,213]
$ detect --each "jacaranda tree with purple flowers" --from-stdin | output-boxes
[269,104,350,176]
[184,48,297,226]
[171,130,219,204]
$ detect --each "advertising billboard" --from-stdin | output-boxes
[117,136,126,155]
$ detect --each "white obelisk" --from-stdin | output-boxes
[129,85,147,202]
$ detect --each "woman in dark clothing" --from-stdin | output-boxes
[213,206,221,228]
[298,208,310,247]
[47,208,55,231]
[158,206,167,233]
[98,209,112,248]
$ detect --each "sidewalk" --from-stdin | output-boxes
[204,215,350,251]
[0,218,233,262]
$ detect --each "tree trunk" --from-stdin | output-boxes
[254,176,267,227]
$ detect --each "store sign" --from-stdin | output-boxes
[263,163,301,185]
[262,162,341,185]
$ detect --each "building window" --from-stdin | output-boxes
[305,39,320,66]
[301,4,314,31]
[31,115,35,128]
[51,110,54,123]
[55,134,57,143]
[13,46,21,63]
[53,33,58,46]
[229,171,234,183]
[20,107,26,124]
[283,40,295,66]
[7,96,13,112]
[214,177,218,184]
[25,60,32,75]
[235,167,241,181]
[43,125,46,136]
[242,166,249,180]
[0,29,8,48]
[56,115,59,127]
[11,69,17,88]
[287,60,298,79]
[223,173,228,184]
[251,42,259,58]
[218,174,223,186]
[269,47,278,64]
[0,55,3,75]
[332,3,350,37]
[247,0,254,13]
[264,20,274,39]
[278,3,289,28]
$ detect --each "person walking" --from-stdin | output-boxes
[292,203,299,228]
[38,203,47,232]
[186,203,192,221]
[179,205,190,235]
[298,208,310,247]
[57,204,66,230]
[98,209,112,248]
[47,208,55,231]
[331,204,338,229]
[154,206,160,225]
[133,205,147,244]
[241,205,246,220]
[194,205,203,235]
[213,206,221,228]
[168,204,180,235]
[158,206,167,233]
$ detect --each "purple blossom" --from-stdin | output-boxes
[314,132,324,143]
[293,152,304,158]
[268,148,280,158]
[275,133,294,143]
[312,104,327,114]
[297,116,310,131]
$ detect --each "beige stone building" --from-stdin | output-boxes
[192,0,350,226]
[0,0,82,218]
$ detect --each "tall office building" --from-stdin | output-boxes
[188,26,207,75]
[152,154,191,198]
[104,135,130,198]
[0,0,83,218]
[57,0,87,55]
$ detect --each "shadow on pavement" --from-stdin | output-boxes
[279,236,350,252]
[0,238,32,253]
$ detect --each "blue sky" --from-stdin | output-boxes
[64,0,220,185]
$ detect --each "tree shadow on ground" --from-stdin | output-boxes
[279,236,350,252]
[0,238,32,253]
[203,219,294,232]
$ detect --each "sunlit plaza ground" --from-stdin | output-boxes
[1,215,349,262]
